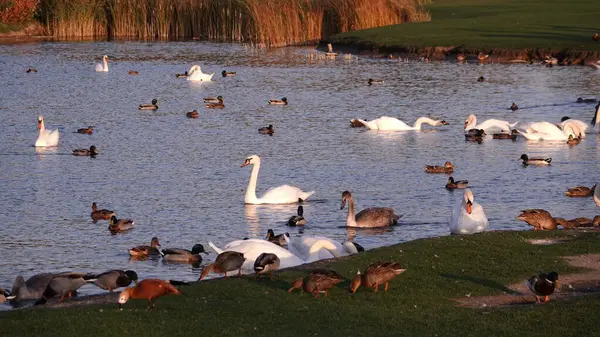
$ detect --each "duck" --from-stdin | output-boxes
[493,129,518,140]
[186,110,199,118]
[288,270,343,298]
[349,118,366,127]
[138,99,158,110]
[10,273,57,302]
[203,95,223,103]
[516,209,557,230]
[576,97,597,103]
[595,182,600,208]
[477,76,485,82]
[241,155,314,204]
[564,185,596,197]
[350,262,406,293]
[566,134,581,145]
[222,70,236,77]
[95,55,108,72]
[456,54,466,62]
[464,114,517,132]
[254,253,280,279]
[449,188,488,234]
[108,215,135,233]
[446,177,468,190]
[36,272,95,303]
[187,65,214,82]
[128,70,139,75]
[89,270,138,292]
[258,124,274,135]
[160,244,208,264]
[368,78,384,85]
[594,33,599,41]
[129,237,161,257]
[0,288,14,303]
[341,191,400,228]
[26,67,37,73]
[198,251,245,280]
[424,161,454,174]
[509,102,519,111]
[465,128,486,143]
[287,235,363,262]
[287,205,307,226]
[265,229,289,246]
[554,216,600,229]
[118,279,181,310]
[77,126,93,134]
[478,53,489,62]
[268,97,288,105]
[72,145,98,157]
[175,71,188,78]
[90,202,115,223]
[205,99,225,109]
[35,115,60,147]
[526,272,559,304]
[356,116,449,131]
[520,154,551,166]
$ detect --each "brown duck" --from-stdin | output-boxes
[554,216,600,229]
[129,237,161,257]
[108,215,135,233]
[424,161,454,174]
[90,202,115,223]
[564,185,596,197]
[516,209,557,230]
[493,129,518,140]
[350,262,406,293]
[288,270,343,298]
[199,251,245,280]
[254,253,280,279]
[77,126,93,134]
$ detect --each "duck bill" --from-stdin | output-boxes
[466,201,473,214]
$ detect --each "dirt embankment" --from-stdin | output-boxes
[0,22,48,41]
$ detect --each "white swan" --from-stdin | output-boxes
[287,235,361,261]
[464,114,518,132]
[560,105,600,134]
[35,115,59,147]
[187,65,214,82]
[356,116,449,131]
[594,182,600,208]
[95,55,108,72]
[208,238,341,270]
[241,155,315,204]
[518,120,584,141]
[449,188,488,235]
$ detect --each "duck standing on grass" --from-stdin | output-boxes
[254,253,280,279]
[526,272,559,304]
[89,270,138,292]
[350,262,406,293]
[199,251,245,280]
[118,279,181,310]
[288,270,343,298]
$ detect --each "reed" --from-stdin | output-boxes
[36,0,430,45]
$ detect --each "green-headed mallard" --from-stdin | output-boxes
[109,215,135,233]
[198,251,245,280]
[446,176,468,190]
[266,229,289,246]
[254,253,280,279]
[129,237,161,257]
[186,110,199,118]
[287,205,307,226]
[90,202,115,223]
[350,262,406,293]
[72,145,98,156]
[175,71,188,78]
[564,185,596,197]
[161,244,208,264]
[424,161,454,174]
[492,129,518,140]
[77,126,94,134]
[516,209,557,230]
[509,102,519,111]
[203,95,223,103]
[205,96,224,109]
[90,270,138,292]
[268,97,288,105]
[258,124,274,135]
[368,78,384,85]
[526,271,559,304]
[520,154,551,166]
[138,99,158,110]
[118,279,180,310]
[288,270,343,298]
[222,70,236,77]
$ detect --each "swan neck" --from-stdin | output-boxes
[414,117,436,129]
[346,197,358,227]
[308,240,342,260]
[592,105,600,128]
[245,162,260,203]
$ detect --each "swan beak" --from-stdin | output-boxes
[241,159,250,167]
[37,120,42,129]
[466,200,473,214]
[441,120,449,125]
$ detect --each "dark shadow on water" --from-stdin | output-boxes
[441,273,521,295]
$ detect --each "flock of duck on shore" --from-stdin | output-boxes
[7,50,600,309]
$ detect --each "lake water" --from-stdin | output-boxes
[1,41,599,307]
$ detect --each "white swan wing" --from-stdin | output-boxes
[373,116,412,131]
[561,120,588,137]
[523,121,567,140]
[449,200,488,234]
[35,128,59,147]
[187,66,214,82]
[259,185,314,204]
[357,119,379,130]
[218,239,303,269]
[476,119,515,132]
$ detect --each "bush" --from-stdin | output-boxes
[0,0,39,24]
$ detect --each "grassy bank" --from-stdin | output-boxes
[3,230,600,337]
[330,0,600,54]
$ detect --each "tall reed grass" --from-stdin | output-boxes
[38,0,431,45]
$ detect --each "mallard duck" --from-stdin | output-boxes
[72,145,98,156]
[509,102,519,111]
[129,237,161,257]
[594,33,599,42]
[205,101,225,109]
[253,253,280,279]
[26,67,37,73]
[108,215,135,233]
[564,185,596,197]
[567,134,581,145]
[77,126,93,134]
[258,124,274,135]
[493,129,518,140]
[37,272,94,303]
[203,95,223,103]
[268,97,288,105]
[350,118,366,127]
[456,54,466,62]
[287,205,307,226]
[576,97,597,103]
[477,76,485,82]
[465,128,485,143]
[222,70,236,77]
[446,177,468,190]
[186,110,199,118]
[90,202,115,223]
[199,251,245,280]
[128,70,139,75]
[520,154,551,166]
[161,244,208,264]
[118,279,181,310]
[478,53,489,62]
[350,262,406,293]
[424,161,454,174]
[288,270,343,298]
[266,229,289,246]
[516,209,557,230]
[89,270,138,292]
[138,99,158,110]
[0,288,13,303]
[554,217,599,229]
[175,71,188,78]
[526,272,559,304]
[368,78,384,85]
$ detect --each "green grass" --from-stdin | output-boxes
[3,230,600,336]
[331,0,600,51]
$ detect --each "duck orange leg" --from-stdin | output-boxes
[544,296,550,303]
[384,282,389,292]
[374,282,379,292]
[324,290,329,297]
[313,291,319,299]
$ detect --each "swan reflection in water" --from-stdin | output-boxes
[244,204,299,238]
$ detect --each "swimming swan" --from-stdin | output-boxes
[35,115,59,147]
[560,104,600,134]
[95,55,108,72]
[449,188,488,235]
[287,235,362,261]
[341,191,400,227]
[356,116,449,131]
[464,114,518,132]
[518,120,584,141]
[187,65,214,82]
[594,182,600,208]
[241,155,315,204]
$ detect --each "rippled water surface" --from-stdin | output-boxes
[1,41,599,307]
